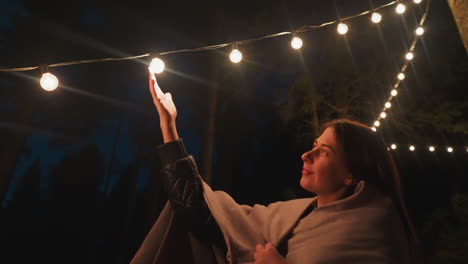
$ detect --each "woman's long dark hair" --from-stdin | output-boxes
[321,119,422,263]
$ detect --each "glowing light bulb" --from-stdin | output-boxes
[396,3,406,14]
[291,36,303,49]
[409,145,415,151]
[337,23,348,35]
[40,72,59,91]
[405,52,414,60]
[371,127,377,132]
[447,147,453,153]
[149,58,165,74]
[428,146,435,152]
[415,27,424,36]
[380,112,387,118]
[371,12,382,23]
[374,120,380,127]
[398,73,405,80]
[413,0,422,4]
[230,49,242,63]
[391,144,397,150]
[385,102,392,109]
[391,89,398,96]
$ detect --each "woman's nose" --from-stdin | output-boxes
[301,150,313,162]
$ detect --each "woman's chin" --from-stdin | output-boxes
[300,176,315,193]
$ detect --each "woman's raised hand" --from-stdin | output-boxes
[148,69,179,142]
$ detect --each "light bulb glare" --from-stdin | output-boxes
[416,27,424,36]
[337,23,348,35]
[149,58,165,74]
[391,89,398,96]
[409,145,415,151]
[391,144,397,150]
[405,52,414,60]
[371,12,382,23]
[291,37,303,49]
[380,112,387,119]
[398,73,405,80]
[40,73,59,91]
[374,120,380,127]
[413,0,422,4]
[385,102,392,109]
[371,127,377,132]
[447,147,453,153]
[396,4,406,14]
[429,146,435,152]
[230,49,242,63]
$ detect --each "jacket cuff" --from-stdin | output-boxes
[154,139,189,167]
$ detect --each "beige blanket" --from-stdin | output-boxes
[202,179,410,264]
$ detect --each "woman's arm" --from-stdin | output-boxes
[148,70,179,143]
[149,70,225,246]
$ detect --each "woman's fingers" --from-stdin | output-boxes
[148,68,164,100]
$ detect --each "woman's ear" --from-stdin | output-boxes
[344,173,357,186]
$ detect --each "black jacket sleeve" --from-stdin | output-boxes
[155,139,225,247]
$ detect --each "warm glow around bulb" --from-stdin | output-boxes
[380,112,387,118]
[337,23,348,35]
[374,120,380,127]
[405,52,414,60]
[230,49,242,63]
[385,102,392,109]
[398,73,405,80]
[291,37,303,49]
[149,58,165,74]
[391,144,397,150]
[396,3,406,14]
[416,27,424,36]
[40,73,59,91]
[371,12,382,23]
[409,145,415,151]
[428,146,435,152]
[391,89,398,96]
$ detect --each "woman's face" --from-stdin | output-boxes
[300,127,352,194]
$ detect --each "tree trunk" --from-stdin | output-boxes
[199,7,222,185]
[447,0,468,54]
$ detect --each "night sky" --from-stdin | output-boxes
[1,0,467,263]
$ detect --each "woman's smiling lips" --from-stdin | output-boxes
[302,167,311,175]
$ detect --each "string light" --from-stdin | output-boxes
[396,3,407,14]
[291,36,303,49]
[416,27,425,35]
[149,57,165,74]
[386,144,468,153]
[371,127,377,132]
[229,44,242,63]
[371,12,382,23]
[39,65,59,92]
[380,112,387,118]
[371,0,431,131]
[405,52,414,60]
[337,23,349,35]
[374,120,381,127]
[414,0,423,4]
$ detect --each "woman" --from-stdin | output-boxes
[132,70,420,264]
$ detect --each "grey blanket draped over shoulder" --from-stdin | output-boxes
[131,139,410,264]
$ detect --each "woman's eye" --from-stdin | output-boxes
[320,149,327,155]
